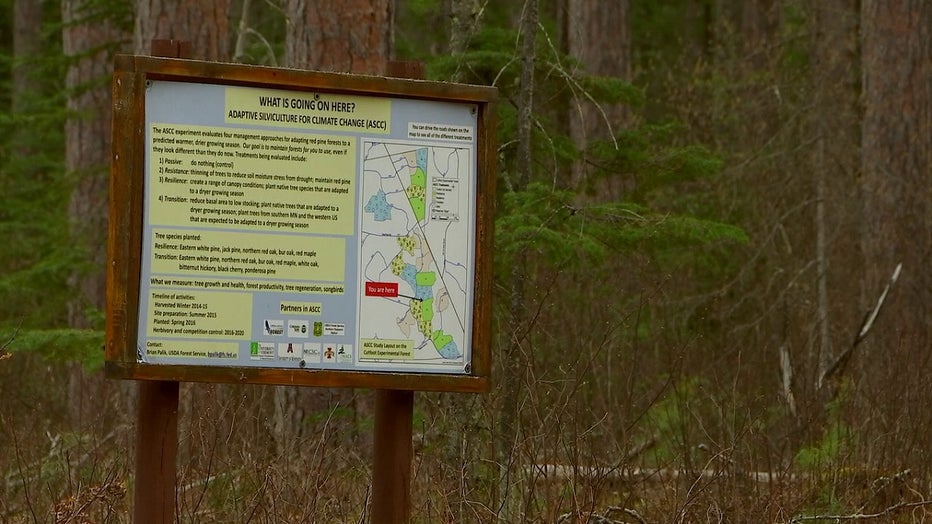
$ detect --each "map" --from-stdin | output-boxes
[357,141,473,368]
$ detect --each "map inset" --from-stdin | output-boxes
[358,141,472,367]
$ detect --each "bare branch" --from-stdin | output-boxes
[789,498,932,522]
[819,262,902,388]
[0,321,21,360]
[779,345,796,417]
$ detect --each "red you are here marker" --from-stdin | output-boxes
[366,281,399,297]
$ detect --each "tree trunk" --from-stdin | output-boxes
[134,0,231,60]
[741,0,777,66]
[232,0,253,63]
[860,2,932,354]
[11,0,42,168]
[441,2,483,519]
[565,0,629,193]
[855,1,932,470]
[276,0,393,458]
[448,0,479,57]
[12,0,41,117]
[285,0,392,74]
[811,0,860,386]
[133,0,232,467]
[62,0,131,427]
[498,2,538,519]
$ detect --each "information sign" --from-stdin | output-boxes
[107,56,496,391]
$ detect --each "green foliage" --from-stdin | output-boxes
[423,12,746,288]
[233,0,286,65]
[777,0,811,71]
[795,384,856,472]
[1,328,104,370]
[0,5,74,332]
[394,0,447,60]
[495,183,594,267]
[576,74,644,108]
[637,376,708,467]
[0,0,132,339]
[426,27,518,85]
[631,0,712,68]
[792,388,857,521]
[495,182,746,275]
[592,122,724,197]
[794,420,854,471]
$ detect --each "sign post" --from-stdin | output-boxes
[130,40,190,524]
[368,60,425,524]
[372,387,414,522]
[108,53,496,522]
[133,379,178,523]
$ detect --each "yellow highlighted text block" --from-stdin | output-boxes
[151,228,345,282]
[148,276,345,295]
[360,339,414,360]
[148,123,357,235]
[146,289,253,339]
[224,86,391,134]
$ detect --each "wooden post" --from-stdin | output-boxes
[370,60,425,524]
[132,39,190,524]
[133,380,180,523]
[372,389,414,523]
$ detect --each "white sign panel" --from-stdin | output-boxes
[138,81,478,374]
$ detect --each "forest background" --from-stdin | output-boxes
[1,0,930,522]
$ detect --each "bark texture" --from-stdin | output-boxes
[285,0,392,73]
[12,0,41,115]
[565,0,629,190]
[860,1,932,352]
[62,0,131,427]
[276,0,394,457]
[811,0,860,383]
[134,0,231,59]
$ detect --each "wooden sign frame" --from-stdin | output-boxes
[106,55,495,393]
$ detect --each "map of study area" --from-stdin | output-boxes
[136,79,482,375]
[357,142,471,368]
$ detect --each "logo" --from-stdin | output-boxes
[251,342,275,361]
[336,344,353,364]
[303,343,322,360]
[278,342,301,360]
[288,320,309,338]
[313,321,323,337]
[263,320,284,336]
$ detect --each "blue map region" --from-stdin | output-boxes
[400,264,433,300]
[416,148,428,171]
[364,190,392,221]
[439,342,461,359]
